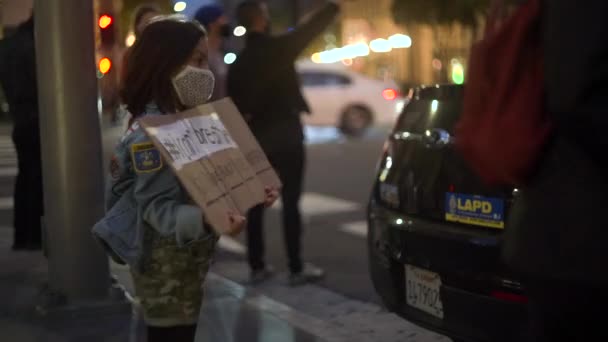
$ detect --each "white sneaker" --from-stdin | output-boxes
[288,262,325,287]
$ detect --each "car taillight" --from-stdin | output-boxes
[382,88,398,101]
[491,291,528,304]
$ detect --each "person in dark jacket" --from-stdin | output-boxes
[0,15,43,251]
[227,0,341,285]
[194,4,231,101]
[503,1,608,341]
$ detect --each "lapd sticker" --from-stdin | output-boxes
[445,193,504,229]
[110,156,120,179]
[131,143,163,173]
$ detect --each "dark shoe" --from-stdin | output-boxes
[250,266,275,285]
[288,263,325,287]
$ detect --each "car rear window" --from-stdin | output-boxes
[396,86,463,134]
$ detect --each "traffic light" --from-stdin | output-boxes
[98,13,115,47]
[98,57,112,76]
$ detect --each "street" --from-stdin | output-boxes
[216,125,389,302]
[0,123,451,341]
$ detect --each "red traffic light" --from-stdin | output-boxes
[98,15,113,29]
[99,57,112,74]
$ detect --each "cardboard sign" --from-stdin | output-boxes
[138,98,281,234]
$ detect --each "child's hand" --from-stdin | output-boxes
[226,212,246,237]
[263,186,280,208]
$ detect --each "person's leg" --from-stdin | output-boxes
[133,235,203,341]
[274,144,304,274]
[11,129,28,249]
[25,134,42,248]
[246,204,266,271]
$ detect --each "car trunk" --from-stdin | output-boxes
[382,85,514,230]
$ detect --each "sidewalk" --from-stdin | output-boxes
[0,227,338,342]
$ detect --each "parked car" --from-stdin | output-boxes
[367,84,529,342]
[296,60,405,136]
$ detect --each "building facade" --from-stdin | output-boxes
[341,0,474,87]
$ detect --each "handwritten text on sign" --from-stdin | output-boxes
[147,114,237,169]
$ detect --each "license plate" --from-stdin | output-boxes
[405,265,444,319]
[445,193,505,229]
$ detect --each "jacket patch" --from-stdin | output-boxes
[131,143,162,173]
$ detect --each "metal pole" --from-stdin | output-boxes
[0,0,3,39]
[34,0,110,301]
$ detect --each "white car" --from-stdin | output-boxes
[297,60,405,136]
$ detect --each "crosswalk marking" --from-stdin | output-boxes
[340,221,368,238]
[272,192,360,216]
[0,197,13,210]
[0,137,16,178]
[0,167,17,177]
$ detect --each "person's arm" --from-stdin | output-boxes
[275,1,340,63]
[543,0,608,166]
[130,135,210,246]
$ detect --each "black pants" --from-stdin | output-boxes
[247,143,304,274]
[525,279,608,342]
[12,125,43,248]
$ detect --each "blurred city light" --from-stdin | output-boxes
[388,34,412,48]
[370,38,392,53]
[224,53,237,65]
[350,43,370,57]
[382,88,398,101]
[313,42,370,64]
[431,99,439,115]
[432,58,443,70]
[174,1,187,12]
[234,26,247,37]
[98,14,113,29]
[451,60,465,84]
[99,57,112,75]
[311,33,412,63]
[342,58,353,66]
[125,32,136,47]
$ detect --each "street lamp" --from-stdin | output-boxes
[174,1,187,13]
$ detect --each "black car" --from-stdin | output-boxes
[367,84,529,342]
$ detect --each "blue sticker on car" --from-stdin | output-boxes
[445,193,504,229]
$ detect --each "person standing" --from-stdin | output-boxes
[503,1,608,341]
[95,17,276,341]
[121,4,162,84]
[0,15,43,251]
[194,4,232,101]
[227,0,341,285]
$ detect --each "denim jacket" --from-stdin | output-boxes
[92,105,212,269]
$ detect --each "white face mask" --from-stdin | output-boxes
[172,65,216,108]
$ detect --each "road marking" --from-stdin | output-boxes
[218,236,246,255]
[340,221,368,238]
[272,192,360,216]
[0,197,13,210]
[0,167,17,177]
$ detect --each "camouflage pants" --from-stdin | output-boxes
[131,231,218,327]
